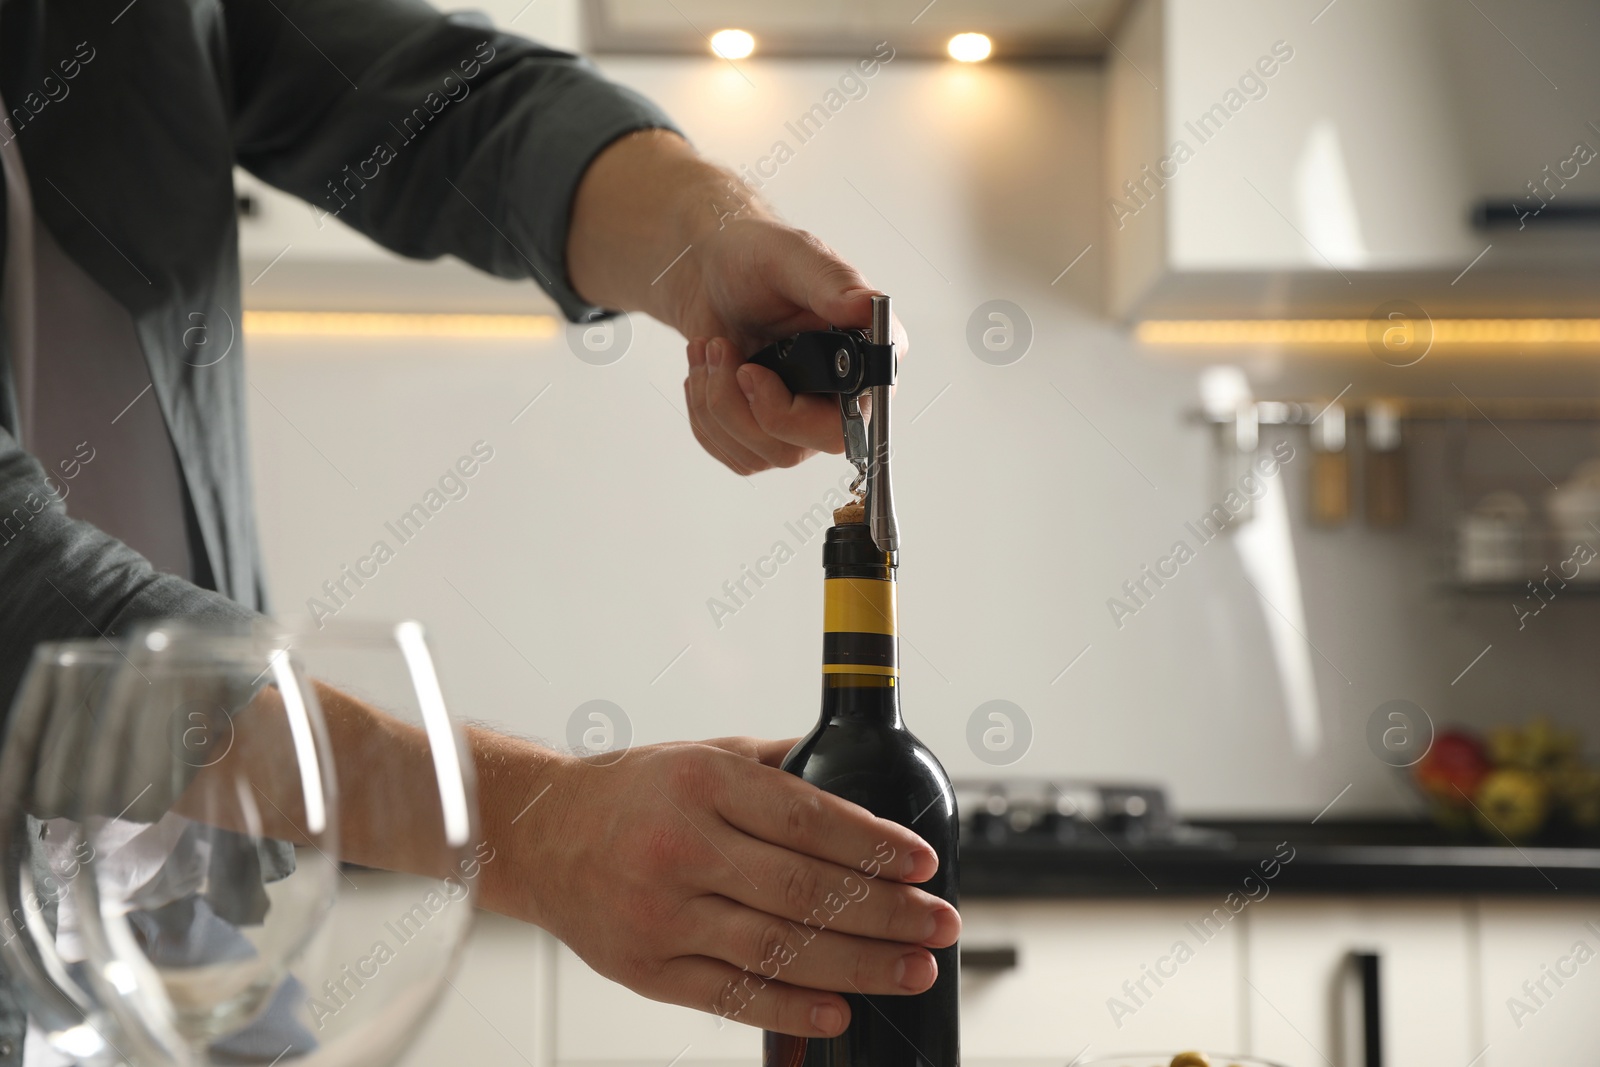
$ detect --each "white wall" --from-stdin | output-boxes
[248,39,1600,824]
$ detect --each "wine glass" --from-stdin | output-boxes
[0,640,175,1066]
[74,618,480,1067]
[72,619,341,1065]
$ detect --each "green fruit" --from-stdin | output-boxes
[1475,769,1550,840]
[1488,726,1524,767]
[1549,761,1600,828]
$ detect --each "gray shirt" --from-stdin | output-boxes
[0,0,678,1059]
[0,0,676,710]
[0,91,194,580]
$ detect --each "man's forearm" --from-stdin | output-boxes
[195,679,572,927]
[298,685,571,927]
[566,128,757,328]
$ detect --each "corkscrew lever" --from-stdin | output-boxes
[746,294,899,558]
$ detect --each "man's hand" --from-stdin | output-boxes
[671,217,908,475]
[478,735,959,1037]
[567,129,907,475]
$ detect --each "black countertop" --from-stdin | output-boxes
[959,819,1600,897]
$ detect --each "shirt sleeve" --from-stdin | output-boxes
[221,0,682,322]
[0,428,257,719]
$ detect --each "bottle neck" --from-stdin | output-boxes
[820,672,902,727]
[820,562,902,727]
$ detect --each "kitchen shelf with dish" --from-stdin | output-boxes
[1192,395,1600,590]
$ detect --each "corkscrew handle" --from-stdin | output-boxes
[745,327,894,394]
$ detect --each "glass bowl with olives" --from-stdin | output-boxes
[1076,1053,1292,1067]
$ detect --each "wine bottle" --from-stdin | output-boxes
[763,518,960,1067]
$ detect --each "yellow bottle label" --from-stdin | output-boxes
[822,577,898,676]
[823,578,897,635]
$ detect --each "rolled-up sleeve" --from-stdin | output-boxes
[223,0,681,321]
[0,429,255,718]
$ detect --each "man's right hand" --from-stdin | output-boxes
[482,735,960,1037]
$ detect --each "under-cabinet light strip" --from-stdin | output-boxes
[1137,319,1600,347]
[242,310,561,339]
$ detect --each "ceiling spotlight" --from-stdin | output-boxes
[710,29,756,60]
[947,32,992,62]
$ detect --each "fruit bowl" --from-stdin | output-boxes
[1409,720,1600,842]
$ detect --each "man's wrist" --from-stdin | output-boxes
[567,128,769,330]
[677,160,768,246]
[470,728,577,927]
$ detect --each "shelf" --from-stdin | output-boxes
[961,818,1600,898]
[1446,579,1600,596]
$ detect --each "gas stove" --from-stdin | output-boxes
[953,780,1600,898]
[953,779,1232,849]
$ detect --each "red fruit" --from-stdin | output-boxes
[1414,730,1491,806]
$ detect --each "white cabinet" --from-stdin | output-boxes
[548,900,1242,1066]
[960,900,1242,1062]
[1245,897,1476,1067]
[1476,898,1600,1067]
[398,914,556,1067]
[1105,0,1600,318]
[553,942,760,1064]
[412,895,1600,1066]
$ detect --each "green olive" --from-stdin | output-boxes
[1169,1054,1211,1067]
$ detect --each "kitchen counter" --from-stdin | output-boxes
[959,818,1600,897]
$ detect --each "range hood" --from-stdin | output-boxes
[1106,0,1600,321]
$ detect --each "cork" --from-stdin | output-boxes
[833,501,866,525]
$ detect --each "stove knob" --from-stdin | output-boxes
[1042,809,1086,843]
[969,791,1010,844]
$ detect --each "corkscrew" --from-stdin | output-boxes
[748,294,899,558]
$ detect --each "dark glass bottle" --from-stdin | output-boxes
[763,520,960,1067]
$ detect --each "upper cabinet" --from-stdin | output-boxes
[1106,0,1600,320]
